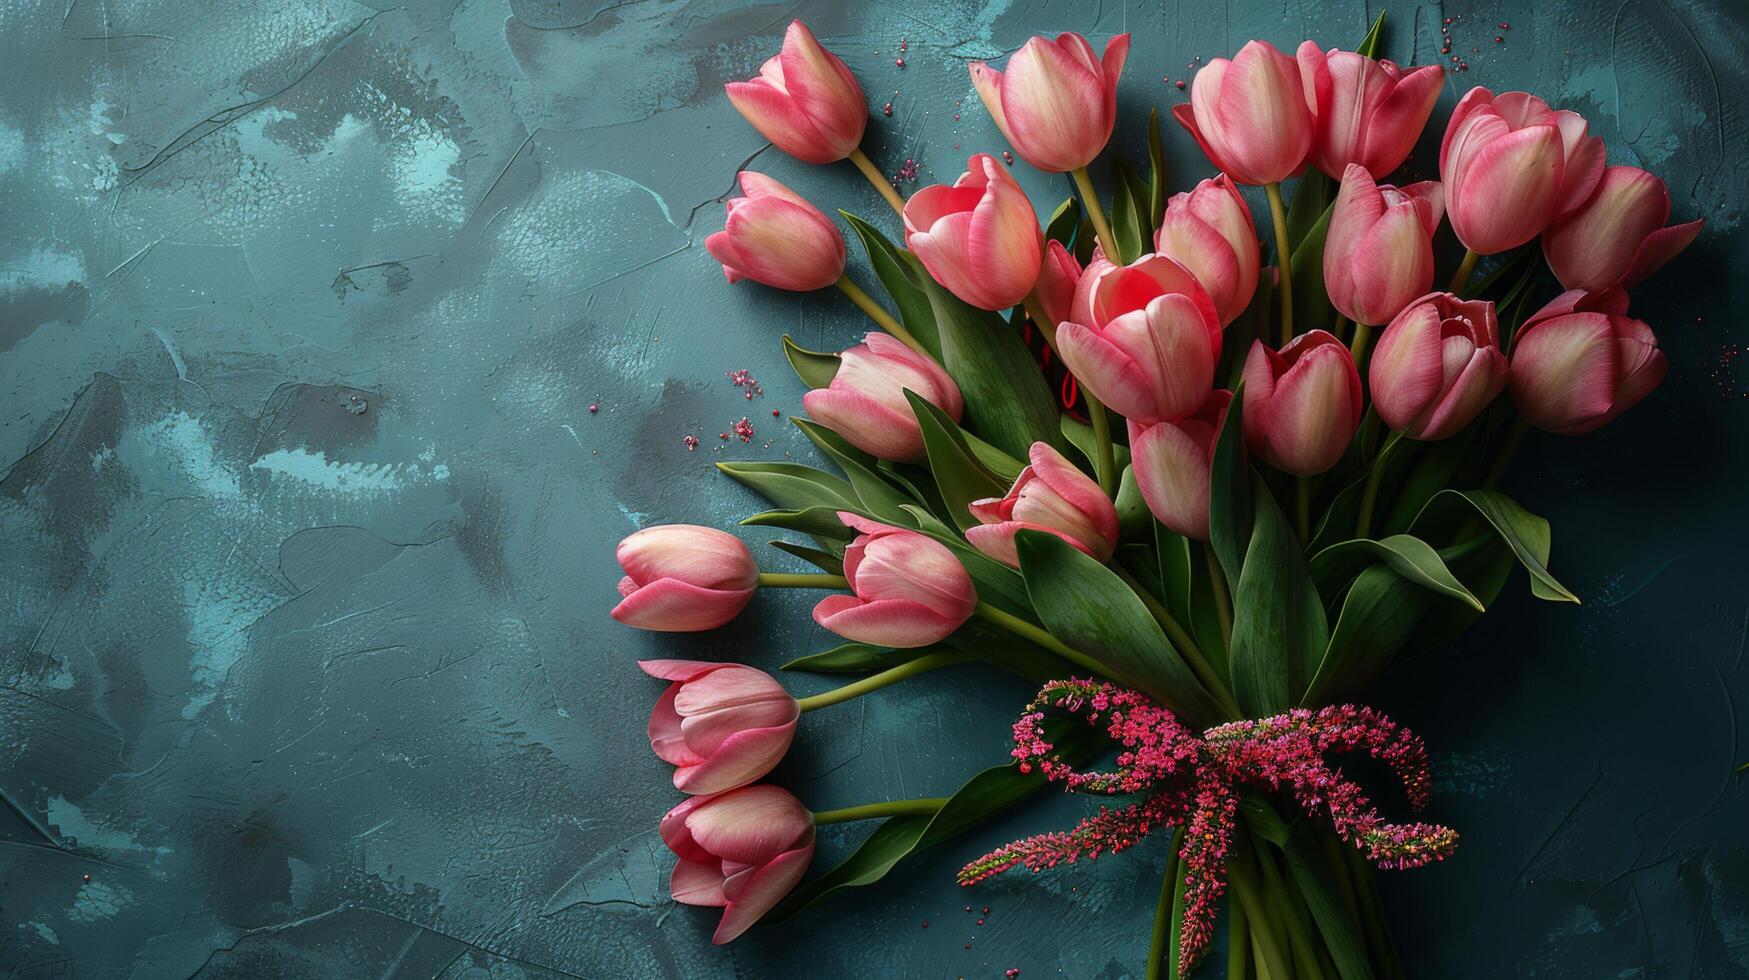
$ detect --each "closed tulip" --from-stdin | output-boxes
[1174,40,1312,186]
[1295,44,1443,179]
[1031,241,1082,329]
[1543,165,1704,292]
[1242,331,1364,476]
[1128,390,1232,541]
[1323,165,1444,327]
[966,442,1119,567]
[1369,293,1508,440]
[905,154,1043,310]
[813,513,976,647]
[969,32,1130,173]
[724,20,867,164]
[802,333,964,461]
[1509,290,1665,436]
[1056,253,1223,424]
[640,660,799,795]
[662,785,815,944]
[1154,174,1260,326]
[612,525,758,632]
[1440,88,1604,255]
[705,172,846,291]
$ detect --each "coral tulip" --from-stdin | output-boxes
[966,442,1119,567]
[705,172,846,291]
[813,513,976,647]
[1295,43,1443,179]
[1323,165,1444,327]
[1509,289,1665,436]
[969,32,1131,173]
[613,525,758,631]
[640,660,799,795]
[724,20,867,164]
[1543,165,1704,292]
[1032,241,1082,329]
[1369,293,1508,440]
[1128,390,1232,541]
[802,333,964,461]
[1173,40,1312,186]
[1241,331,1363,476]
[1440,88,1604,255]
[662,785,815,944]
[1154,174,1260,326]
[905,154,1043,310]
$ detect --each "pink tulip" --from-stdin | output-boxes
[802,332,964,461]
[1056,253,1223,424]
[724,20,867,164]
[904,154,1043,311]
[969,32,1131,173]
[663,785,815,944]
[966,442,1119,567]
[1369,293,1508,440]
[1323,165,1444,327]
[1173,41,1312,186]
[1242,331,1363,476]
[640,660,799,795]
[1543,165,1704,292]
[705,172,846,291]
[1509,289,1665,436]
[613,525,758,631]
[1128,390,1232,541]
[1295,44,1444,179]
[1154,174,1260,326]
[813,512,976,647]
[1031,241,1082,329]
[1440,88,1604,255]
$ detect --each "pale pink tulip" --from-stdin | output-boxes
[1154,174,1260,326]
[640,660,799,795]
[613,525,758,631]
[1032,241,1082,329]
[969,32,1131,173]
[1440,88,1604,255]
[1509,289,1665,435]
[1369,293,1508,440]
[905,154,1043,310]
[813,513,976,647]
[1543,165,1704,292]
[1242,331,1363,476]
[724,20,867,164]
[1295,44,1444,179]
[966,441,1119,566]
[802,333,964,461]
[1128,390,1232,541]
[705,172,846,291]
[662,785,815,944]
[1323,165,1444,326]
[1173,41,1312,185]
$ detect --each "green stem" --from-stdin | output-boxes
[1346,850,1407,980]
[1202,543,1233,650]
[1227,891,1251,980]
[1111,566,1241,720]
[847,147,906,217]
[1147,831,1183,980]
[1251,834,1326,980]
[1088,396,1118,499]
[1318,826,1364,933]
[1353,431,1404,540]
[795,651,969,712]
[1349,321,1374,368]
[1071,167,1122,261]
[812,796,947,825]
[1295,476,1312,546]
[758,572,849,590]
[974,602,1116,682]
[835,274,928,355]
[1449,248,1481,296]
[1227,858,1292,980]
[1482,416,1531,490]
[1331,313,1350,343]
[1265,182,1294,345]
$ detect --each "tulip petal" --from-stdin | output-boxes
[1130,418,1212,540]
[969,62,1014,145]
[1156,209,1243,324]
[638,659,718,682]
[812,595,962,648]
[712,845,814,944]
[685,785,811,866]
[1001,35,1106,171]
[1623,218,1703,289]
[1056,320,1160,421]
[660,796,711,862]
[1510,313,1620,433]
[963,522,1023,566]
[803,387,924,461]
[1414,346,1508,440]
[649,682,709,767]
[612,579,755,632]
[1450,123,1565,253]
[1369,303,1444,431]
[778,20,866,153]
[724,80,837,164]
[673,724,797,795]
[671,858,729,907]
[1026,441,1119,550]
[1348,205,1435,326]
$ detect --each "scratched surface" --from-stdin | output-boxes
[0,0,1745,976]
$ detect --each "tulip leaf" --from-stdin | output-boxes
[1285,173,1333,254]
[1402,535,1515,653]
[1308,427,1416,553]
[1045,196,1082,248]
[921,274,1065,460]
[717,461,861,516]
[1208,381,1253,595]
[1309,534,1484,611]
[1115,465,1151,540]
[1413,489,1579,603]
[767,540,845,573]
[1356,10,1387,58]
[1287,198,1336,332]
[905,389,1010,531]
[790,418,916,524]
[840,211,942,359]
[1380,425,1483,534]
[1060,412,1130,474]
[1282,825,1377,980]
[1147,107,1167,236]
[783,335,840,388]
[1155,523,1228,675]
[741,506,856,540]
[1229,474,1329,713]
[1301,563,1432,705]
[1110,160,1148,264]
[781,643,923,673]
[895,504,1036,618]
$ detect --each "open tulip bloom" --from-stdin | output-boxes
[618,12,1706,971]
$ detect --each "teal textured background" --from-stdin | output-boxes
[1,0,1745,976]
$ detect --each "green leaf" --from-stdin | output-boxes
[1402,536,1514,654]
[1356,10,1387,57]
[1380,425,1481,534]
[1285,174,1333,254]
[921,273,1064,460]
[1044,196,1082,248]
[1309,428,1415,554]
[905,390,1010,531]
[741,506,856,539]
[781,643,918,673]
[1115,465,1150,540]
[1060,413,1130,473]
[782,335,839,388]
[1309,534,1483,611]
[1208,381,1253,595]
[1413,489,1579,603]
[1147,107,1167,237]
[768,540,845,573]
[840,211,941,358]
[1110,160,1148,263]
[1282,826,1376,980]
[1302,563,1431,705]
[1155,524,1228,676]
[790,418,916,523]
[1287,198,1335,332]
[717,461,859,513]
[1229,475,1329,714]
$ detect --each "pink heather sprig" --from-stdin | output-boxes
[1011,678,1202,794]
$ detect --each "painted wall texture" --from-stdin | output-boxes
[1,0,1746,976]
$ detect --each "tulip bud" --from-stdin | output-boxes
[969,32,1131,173]
[1369,293,1508,440]
[1173,40,1312,186]
[1155,174,1260,326]
[1295,44,1444,179]
[1128,390,1232,541]
[904,154,1043,311]
[724,20,867,164]
[801,333,964,461]
[662,785,815,944]
[1242,331,1363,476]
[612,525,758,631]
[1543,165,1704,292]
[1509,290,1665,436]
[640,660,799,796]
[813,512,977,647]
[1323,165,1444,327]
[1440,88,1604,255]
[1032,241,1082,329]
[966,442,1119,567]
[1056,254,1222,424]
[705,172,846,291]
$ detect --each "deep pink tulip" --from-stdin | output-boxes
[1323,165,1444,327]
[705,172,846,291]
[1032,241,1082,329]
[1295,44,1444,179]
[612,525,758,631]
[1543,165,1704,292]
[1128,390,1232,541]
[1242,331,1364,476]
[640,660,799,796]
[724,20,867,164]
[905,154,1043,311]
[1173,40,1312,186]
[1509,289,1665,435]
[813,513,976,647]
[1369,293,1508,440]
[801,333,964,461]
[966,441,1119,567]
[969,32,1131,173]
[1056,253,1223,424]
[1154,174,1260,326]
[662,785,815,944]
[1440,88,1604,255]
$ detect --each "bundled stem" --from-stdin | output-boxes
[1112,565,1242,720]
[813,796,947,825]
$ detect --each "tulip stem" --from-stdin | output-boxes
[848,147,906,217]
[1146,829,1184,980]
[1227,847,1294,980]
[1296,476,1312,546]
[795,650,971,713]
[1071,167,1122,261]
[1450,248,1481,296]
[1228,888,1252,980]
[1483,416,1532,490]
[1349,321,1375,367]
[1203,544,1234,650]
[1112,565,1242,720]
[1354,431,1405,540]
[758,572,850,589]
[1088,398,1119,498]
[974,602,1119,682]
[813,796,948,825]
[1265,182,1295,345]
[835,274,928,355]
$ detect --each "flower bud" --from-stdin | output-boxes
[1509,289,1665,435]
[1295,44,1443,179]
[969,32,1131,173]
[1543,165,1704,292]
[640,660,797,795]
[705,172,846,291]
[967,442,1119,567]
[813,512,977,647]
[662,786,814,944]
[1155,174,1260,326]
[612,525,758,631]
[1173,41,1312,185]
[1439,87,1604,254]
[802,333,964,461]
[905,154,1043,311]
[1323,165,1444,327]
[724,20,867,164]
[1241,331,1363,476]
[1128,390,1232,541]
[1369,293,1508,440]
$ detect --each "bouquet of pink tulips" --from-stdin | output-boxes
[613,15,1701,976]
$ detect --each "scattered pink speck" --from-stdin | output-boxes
[1002,150,1014,165]
[771,408,781,417]
[920,920,928,929]
[683,435,700,452]
[588,403,599,413]
[883,102,893,117]
[900,38,908,52]
[1006,970,1020,979]
[726,368,763,399]
[83,874,92,883]
[730,417,755,443]
[1175,80,1185,90]
[896,158,919,182]
[895,57,905,68]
